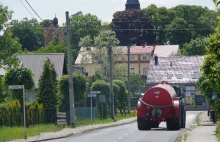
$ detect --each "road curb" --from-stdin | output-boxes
[177,112,202,142]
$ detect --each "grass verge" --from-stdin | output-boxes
[0,113,135,142]
[216,123,220,141]
[0,124,63,142]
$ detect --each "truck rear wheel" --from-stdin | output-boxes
[166,118,180,130]
[137,118,151,130]
[181,107,186,128]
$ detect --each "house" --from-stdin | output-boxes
[43,16,65,47]
[75,45,179,78]
[75,45,155,77]
[16,53,67,101]
[146,55,207,109]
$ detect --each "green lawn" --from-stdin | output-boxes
[0,113,136,142]
[216,123,220,141]
[0,124,63,142]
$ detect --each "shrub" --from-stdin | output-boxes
[91,80,109,118]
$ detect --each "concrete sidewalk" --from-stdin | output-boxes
[186,111,218,142]
[9,117,136,142]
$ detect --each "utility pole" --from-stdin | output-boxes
[138,54,141,96]
[109,45,115,120]
[127,45,131,113]
[66,11,75,127]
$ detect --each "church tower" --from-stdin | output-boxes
[125,0,141,11]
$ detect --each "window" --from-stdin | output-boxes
[176,73,183,79]
[143,68,147,75]
[94,69,98,74]
[130,68,135,73]
[130,56,135,61]
[192,72,199,79]
[142,55,147,61]
[167,73,173,79]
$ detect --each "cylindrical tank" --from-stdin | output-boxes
[142,84,177,107]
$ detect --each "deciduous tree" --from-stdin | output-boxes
[111,10,156,46]
[11,18,44,51]
[0,4,21,67]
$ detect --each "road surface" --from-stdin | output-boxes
[46,111,201,142]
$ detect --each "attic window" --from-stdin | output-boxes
[167,73,173,79]
[176,74,183,79]
[192,72,200,79]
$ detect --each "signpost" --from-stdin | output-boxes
[8,85,26,139]
[99,95,106,119]
[88,91,100,122]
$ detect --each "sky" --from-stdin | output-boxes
[1,0,216,25]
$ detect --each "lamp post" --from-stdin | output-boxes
[66,11,82,127]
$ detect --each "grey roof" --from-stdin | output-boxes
[16,53,65,88]
[146,56,205,85]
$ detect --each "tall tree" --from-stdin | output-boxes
[111,10,156,46]
[165,5,217,47]
[70,14,101,52]
[79,30,127,81]
[37,59,57,109]
[0,4,21,67]
[181,37,208,56]
[200,1,220,113]
[143,4,175,44]
[11,18,45,51]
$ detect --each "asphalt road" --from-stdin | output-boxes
[46,111,201,142]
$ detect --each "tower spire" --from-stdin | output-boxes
[125,0,141,11]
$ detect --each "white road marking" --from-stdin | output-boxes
[125,133,128,136]
[119,137,123,139]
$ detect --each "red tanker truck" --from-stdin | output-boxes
[137,81,186,130]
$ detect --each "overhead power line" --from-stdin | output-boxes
[24,0,43,21]
[19,0,34,18]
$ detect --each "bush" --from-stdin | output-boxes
[113,80,127,114]
[57,73,87,123]
[4,67,35,101]
[91,80,110,119]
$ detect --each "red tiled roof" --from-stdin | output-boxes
[43,26,65,47]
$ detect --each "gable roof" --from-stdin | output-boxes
[154,45,179,57]
[16,53,65,88]
[75,46,155,65]
[146,56,205,85]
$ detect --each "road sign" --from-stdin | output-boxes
[9,85,24,89]
[90,91,101,94]
[99,95,106,102]
[88,93,96,97]
[211,92,215,100]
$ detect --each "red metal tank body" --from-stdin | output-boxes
[142,84,177,107]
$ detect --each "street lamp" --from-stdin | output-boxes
[66,11,83,127]
[127,44,136,113]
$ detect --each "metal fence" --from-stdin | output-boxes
[0,108,55,127]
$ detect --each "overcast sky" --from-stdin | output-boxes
[1,0,216,25]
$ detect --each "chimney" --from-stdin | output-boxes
[154,55,158,65]
[170,62,172,67]
[151,44,156,56]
